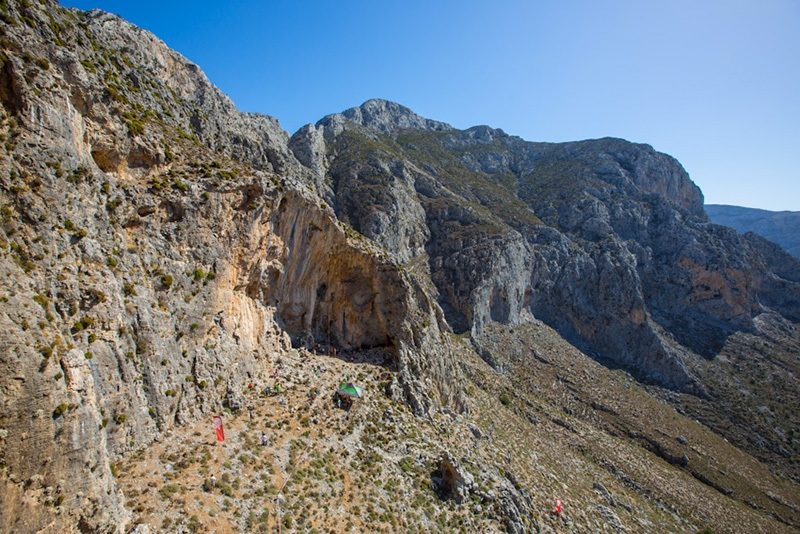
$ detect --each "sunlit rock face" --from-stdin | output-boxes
[0,5,463,531]
[305,101,800,392]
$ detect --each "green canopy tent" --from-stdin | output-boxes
[337,382,363,399]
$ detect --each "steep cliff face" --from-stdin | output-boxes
[293,101,800,391]
[0,3,463,532]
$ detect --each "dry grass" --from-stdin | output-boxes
[112,322,799,533]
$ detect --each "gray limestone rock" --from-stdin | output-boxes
[437,452,475,504]
[322,98,453,136]
[0,5,466,531]
[593,481,616,507]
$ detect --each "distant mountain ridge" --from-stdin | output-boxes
[706,204,800,259]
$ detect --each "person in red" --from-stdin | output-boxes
[556,498,562,516]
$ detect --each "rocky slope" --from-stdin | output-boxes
[0,1,798,533]
[706,204,800,259]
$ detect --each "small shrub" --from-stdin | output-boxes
[126,119,145,136]
[122,283,137,296]
[160,274,173,289]
[399,457,415,473]
[87,333,96,343]
[106,197,122,211]
[499,392,511,406]
[159,483,181,499]
[53,403,68,417]
[114,413,126,424]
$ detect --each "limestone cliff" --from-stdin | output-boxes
[293,101,800,392]
[0,2,462,532]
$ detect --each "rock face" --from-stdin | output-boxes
[707,204,800,259]
[434,453,537,534]
[0,3,463,532]
[298,102,800,391]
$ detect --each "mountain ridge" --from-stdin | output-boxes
[706,203,800,259]
[0,2,798,532]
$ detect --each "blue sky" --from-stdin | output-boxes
[62,0,800,211]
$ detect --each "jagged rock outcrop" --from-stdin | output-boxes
[434,453,538,534]
[435,452,475,504]
[319,98,452,137]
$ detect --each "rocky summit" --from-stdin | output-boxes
[0,2,799,533]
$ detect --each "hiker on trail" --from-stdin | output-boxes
[555,498,562,516]
[265,386,270,397]
[210,474,216,487]
[261,431,268,446]
[275,383,281,395]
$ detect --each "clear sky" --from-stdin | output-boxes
[61,0,800,212]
